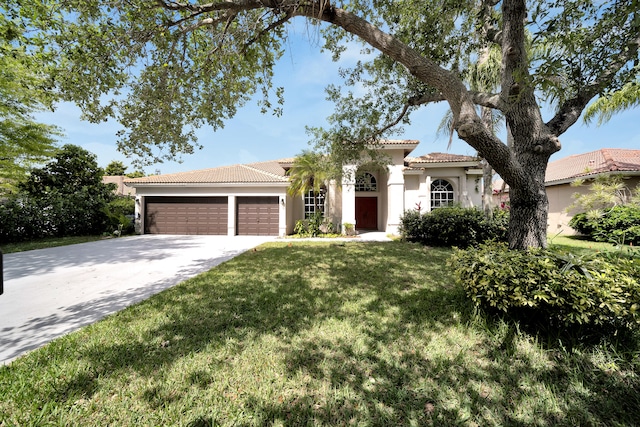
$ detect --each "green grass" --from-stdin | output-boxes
[0,235,105,254]
[1,241,638,426]
[548,234,638,256]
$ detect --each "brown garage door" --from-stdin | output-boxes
[236,196,279,236]
[145,197,228,235]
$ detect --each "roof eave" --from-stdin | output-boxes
[545,170,640,187]
[125,181,290,188]
[407,161,480,169]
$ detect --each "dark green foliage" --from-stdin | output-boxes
[104,160,127,176]
[293,212,335,237]
[104,196,135,235]
[0,145,115,243]
[450,242,640,329]
[570,204,640,245]
[398,206,508,248]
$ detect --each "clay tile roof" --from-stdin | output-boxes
[379,139,420,145]
[124,160,289,185]
[545,149,640,183]
[277,157,297,168]
[406,152,479,164]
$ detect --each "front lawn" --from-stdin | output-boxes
[1,241,638,426]
[0,235,105,254]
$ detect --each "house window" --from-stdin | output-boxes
[431,179,454,209]
[356,173,377,192]
[304,190,325,218]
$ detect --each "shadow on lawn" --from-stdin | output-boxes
[18,242,640,426]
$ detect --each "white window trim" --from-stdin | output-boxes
[430,178,455,209]
[304,189,325,218]
[356,172,377,192]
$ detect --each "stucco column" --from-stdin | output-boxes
[227,195,236,236]
[341,165,357,233]
[386,164,405,234]
[459,174,468,207]
[425,175,432,212]
[279,195,287,237]
[134,196,143,234]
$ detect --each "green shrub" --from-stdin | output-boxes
[343,222,355,236]
[107,196,135,217]
[450,242,640,329]
[399,206,508,248]
[293,212,325,237]
[103,196,135,235]
[0,190,112,243]
[570,204,640,245]
[397,209,425,242]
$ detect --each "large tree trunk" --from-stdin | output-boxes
[508,177,549,249]
[481,159,493,218]
[480,106,494,218]
[505,128,552,248]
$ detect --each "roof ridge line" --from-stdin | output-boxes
[600,148,619,171]
[240,163,288,181]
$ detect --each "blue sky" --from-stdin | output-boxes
[36,20,640,176]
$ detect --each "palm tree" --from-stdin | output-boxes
[286,151,333,216]
[437,43,503,217]
[584,80,640,125]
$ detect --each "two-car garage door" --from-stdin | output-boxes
[144,196,279,235]
[144,197,228,235]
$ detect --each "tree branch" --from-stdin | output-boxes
[208,13,238,56]
[546,32,640,136]
[479,0,502,46]
[244,11,293,51]
[154,0,517,186]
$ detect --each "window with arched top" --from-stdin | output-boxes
[431,179,454,209]
[355,173,377,192]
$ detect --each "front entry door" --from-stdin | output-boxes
[355,197,378,230]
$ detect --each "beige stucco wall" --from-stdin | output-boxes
[547,176,640,235]
[403,167,484,214]
[546,183,588,235]
[103,176,136,196]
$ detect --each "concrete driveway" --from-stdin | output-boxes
[0,235,273,364]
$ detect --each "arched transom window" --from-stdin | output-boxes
[431,179,454,209]
[356,172,377,192]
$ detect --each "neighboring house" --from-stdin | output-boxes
[103,175,136,197]
[493,148,640,235]
[124,140,484,236]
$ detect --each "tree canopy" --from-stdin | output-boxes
[0,10,61,193]
[105,160,127,176]
[0,144,115,242]
[7,0,639,248]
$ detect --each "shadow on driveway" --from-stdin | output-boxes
[0,235,272,364]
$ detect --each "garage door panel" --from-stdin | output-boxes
[145,197,228,235]
[236,196,279,236]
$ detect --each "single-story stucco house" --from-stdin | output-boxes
[494,148,640,235]
[124,140,485,236]
[103,175,136,196]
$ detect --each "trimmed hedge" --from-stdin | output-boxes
[450,242,640,329]
[399,206,508,248]
[570,204,640,245]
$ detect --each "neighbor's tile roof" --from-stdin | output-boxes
[546,148,640,183]
[493,148,640,192]
[379,139,420,146]
[406,152,479,165]
[125,160,289,185]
